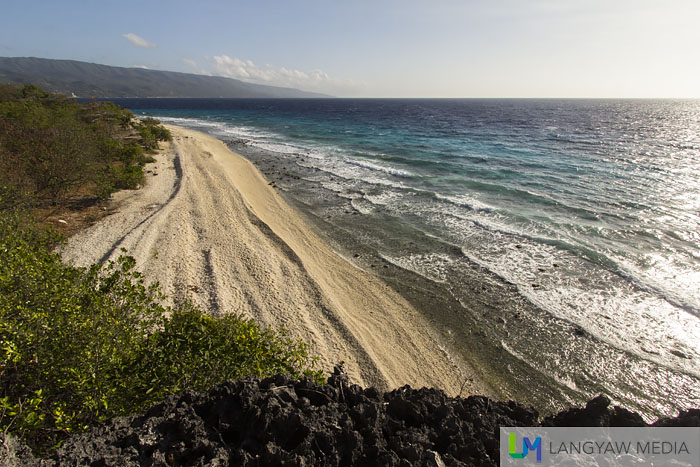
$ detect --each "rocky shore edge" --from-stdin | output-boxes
[3,369,698,466]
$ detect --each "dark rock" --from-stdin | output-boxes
[542,394,646,427]
[6,377,695,466]
[0,432,36,467]
[653,408,700,427]
[587,394,611,412]
[670,349,690,359]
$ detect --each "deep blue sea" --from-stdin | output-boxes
[111,98,700,418]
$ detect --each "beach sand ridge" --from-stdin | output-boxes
[61,125,492,396]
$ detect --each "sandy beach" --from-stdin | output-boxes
[61,125,493,397]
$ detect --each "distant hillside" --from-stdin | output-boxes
[0,57,329,98]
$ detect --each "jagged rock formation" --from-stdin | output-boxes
[2,369,698,466]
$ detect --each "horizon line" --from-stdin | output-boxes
[3,56,698,100]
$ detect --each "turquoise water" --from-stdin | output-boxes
[114,98,700,418]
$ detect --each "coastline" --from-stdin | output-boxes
[61,124,495,397]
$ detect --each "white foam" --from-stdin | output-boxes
[320,180,349,194]
[434,192,494,212]
[253,140,304,156]
[500,341,580,395]
[157,116,273,143]
[364,191,404,207]
[350,198,374,215]
[616,253,700,316]
[309,160,411,192]
[380,253,454,283]
[344,158,415,178]
[159,115,418,197]
[458,236,700,378]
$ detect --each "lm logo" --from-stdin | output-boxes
[509,433,542,463]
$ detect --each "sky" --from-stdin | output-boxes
[1,0,699,98]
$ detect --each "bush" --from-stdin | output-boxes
[113,165,145,190]
[0,207,322,452]
[118,143,145,166]
[129,308,318,402]
[0,84,170,206]
[133,118,172,150]
[23,125,95,203]
[0,87,308,454]
[19,85,50,100]
[136,125,157,150]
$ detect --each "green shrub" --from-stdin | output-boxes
[118,143,145,165]
[133,118,172,150]
[149,125,172,143]
[0,207,322,452]
[19,85,50,100]
[0,84,170,205]
[0,88,316,453]
[136,125,157,150]
[116,165,145,190]
[128,308,319,403]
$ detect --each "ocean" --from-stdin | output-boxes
[110,98,700,419]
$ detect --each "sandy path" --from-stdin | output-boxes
[62,125,492,396]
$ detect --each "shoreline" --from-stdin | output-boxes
[61,124,495,397]
[225,132,700,420]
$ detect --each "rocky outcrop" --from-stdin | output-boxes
[5,370,699,466]
[0,433,35,467]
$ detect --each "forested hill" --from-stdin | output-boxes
[0,57,329,98]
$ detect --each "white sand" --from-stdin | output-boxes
[61,125,493,396]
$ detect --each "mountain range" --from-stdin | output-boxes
[0,57,329,98]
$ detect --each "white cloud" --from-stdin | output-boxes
[182,58,210,75]
[212,55,356,95]
[122,33,156,48]
[133,65,150,69]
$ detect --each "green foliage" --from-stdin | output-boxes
[0,84,170,206]
[132,117,172,150]
[129,308,320,403]
[0,206,322,453]
[118,143,145,165]
[81,101,134,130]
[0,390,46,439]
[0,186,36,213]
[101,165,145,192]
[135,125,157,150]
[0,85,319,454]
[19,85,50,100]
